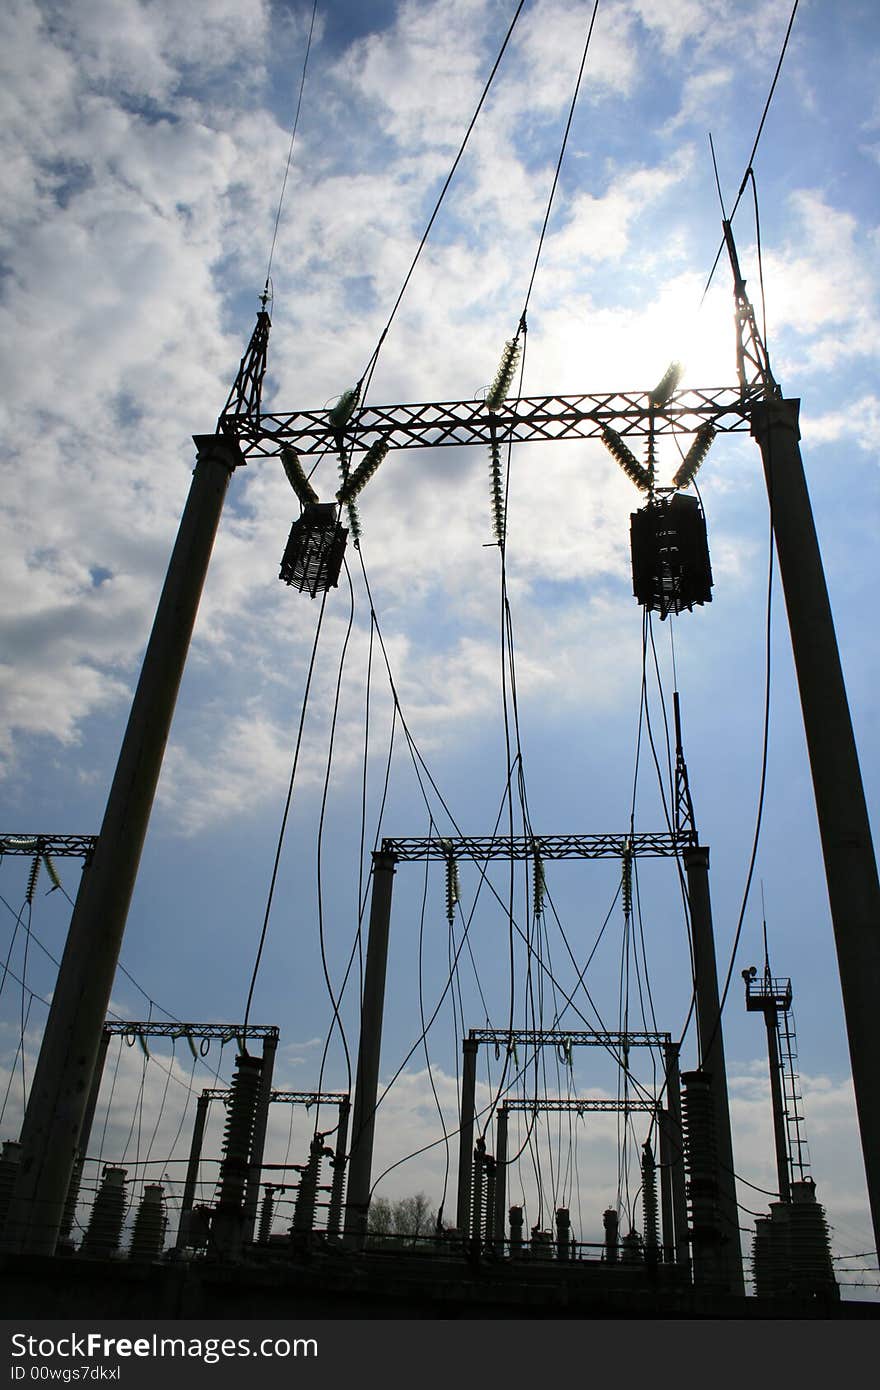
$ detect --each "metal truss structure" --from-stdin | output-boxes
[0,833,97,860]
[226,386,758,462]
[382,831,694,862]
[200,1089,347,1106]
[102,1021,279,1043]
[468,1027,671,1048]
[500,1097,658,1113]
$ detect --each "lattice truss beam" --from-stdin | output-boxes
[226,386,756,461]
[102,1021,279,1042]
[0,834,96,860]
[201,1089,347,1105]
[469,1028,670,1047]
[383,832,694,862]
[501,1098,658,1113]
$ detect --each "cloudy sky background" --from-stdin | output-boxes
[1,0,878,1291]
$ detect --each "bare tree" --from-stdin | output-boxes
[367,1193,434,1247]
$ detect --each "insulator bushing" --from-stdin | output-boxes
[129,1184,167,1262]
[786,1180,838,1299]
[81,1167,127,1258]
[0,1140,22,1235]
[752,1216,775,1298]
[217,1053,263,1211]
[509,1205,523,1255]
[326,1155,347,1240]
[642,1143,660,1258]
[292,1135,326,1237]
[603,1206,619,1264]
[258,1187,276,1244]
[681,1070,719,1231]
[682,1070,725,1287]
[555,1207,571,1261]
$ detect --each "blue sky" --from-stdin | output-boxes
[1,0,879,1289]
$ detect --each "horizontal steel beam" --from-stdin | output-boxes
[201,1089,347,1106]
[228,386,755,459]
[103,1021,279,1042]
[501,1098,658,1113]
[0,833,97,860]
[469,1028,670,1047]
[382,832,694,862]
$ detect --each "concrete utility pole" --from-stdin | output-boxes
[343,851,396,1247]
[3,435,241,1256]
[683,845,744,1295]
[752,398,880,1257]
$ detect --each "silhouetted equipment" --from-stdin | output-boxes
[642,1141,659,1263]
[509,1205,524,1256]
[130,1183,167,1262]
[630,493,713,619]
[744,965,805,1203]
[279,503,347,596]
[258,1186,278,1244]
[81,1167,127,1259]
[469,1137,497,1249]
[211,1053,263,1254]
[603,1207,619,1263]
[0,1142,21,1235]
[555,1207,571,1261]
[681,1070,724,1288]
[752,1179,838,1302]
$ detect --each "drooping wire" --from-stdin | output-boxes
[243,588,330,1034]
[263,0,319,296]
[355,0,527,405]
[702,439,775,1057]
[315,558,358,1105]
[701,0,801,303]
[520,0,600,323]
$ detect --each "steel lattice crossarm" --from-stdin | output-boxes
[383,831,695,862]
[200,1089,347,1105]
[500,1097,658,1113]
[230,385,755,460]
[103,1021,279,1042]
[0,833,97,860]
[199,1089,347,1106]
[469,1028,671,1048]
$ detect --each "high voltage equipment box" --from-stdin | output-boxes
[630,494,713,619]
[279,503,348,596]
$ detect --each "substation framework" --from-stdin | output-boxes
[455,1027,688,1270]
[3,222,879,1295]
[344,833,743,1293]
[176,1086,350,1250]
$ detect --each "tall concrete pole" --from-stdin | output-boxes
[684,845,744,1294]
[663,1040,689,1268]
[752,398,880,1257]
[343,851,396,1247]
[2,436,241,1256]
[242,1032,277,1243]
[176,1091,211,1250]
[456,1035,478,1233]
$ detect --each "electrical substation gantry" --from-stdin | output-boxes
[4,222,880,1284]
